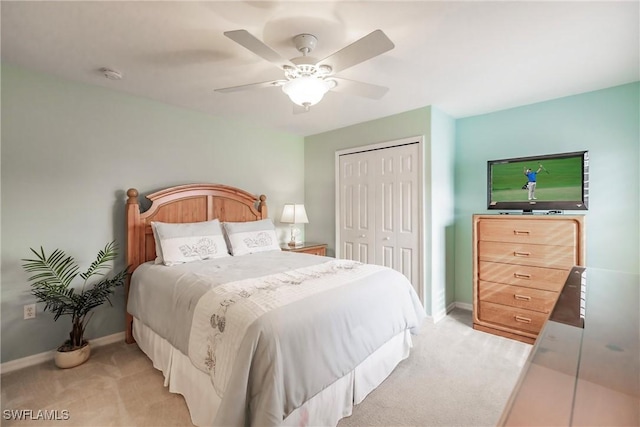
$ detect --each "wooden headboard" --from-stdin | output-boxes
[124,183,267,343]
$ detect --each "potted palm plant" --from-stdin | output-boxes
[21,241,128,368]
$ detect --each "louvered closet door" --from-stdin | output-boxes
[374,143,419,285]
[339,151,375,263]
[338,142,420,291]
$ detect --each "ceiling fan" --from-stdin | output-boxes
[215,29,395,111]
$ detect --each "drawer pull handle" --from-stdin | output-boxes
[514,251,531,257]
[514,294,531,301]
[514,273,531,279]
[359,234,366,238]
[514,315,532,324]
[514,230,530,236]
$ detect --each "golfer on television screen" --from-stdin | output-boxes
[524,165,543,200]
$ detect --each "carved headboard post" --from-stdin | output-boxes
[125,188,141,344]
[258,195,268,219]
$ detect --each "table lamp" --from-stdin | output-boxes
[280,204,309,247]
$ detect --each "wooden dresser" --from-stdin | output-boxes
[472,214,585,344]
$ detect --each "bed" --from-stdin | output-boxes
[124,183,425,427]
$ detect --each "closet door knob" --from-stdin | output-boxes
[383,237,391,240]
[359,234,366,238]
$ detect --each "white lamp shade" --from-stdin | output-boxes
[282,77,331,107]
[280,204,309,224]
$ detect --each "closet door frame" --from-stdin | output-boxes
[334,135,425,304]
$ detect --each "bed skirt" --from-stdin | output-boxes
[133,317,412,426]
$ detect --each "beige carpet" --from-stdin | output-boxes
[1,309,530,426]
[337,309,531,427]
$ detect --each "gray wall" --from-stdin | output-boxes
[454,82,640,304]
[1,65,305,363]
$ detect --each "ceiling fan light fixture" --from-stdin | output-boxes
[217,29,394,110]
[282,76,331,108]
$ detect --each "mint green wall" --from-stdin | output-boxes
[454,82,640,304]
[430,107,456,316]
[1,65,304,363]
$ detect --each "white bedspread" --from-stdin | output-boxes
[128,251,328,354]
[128,252,425,426]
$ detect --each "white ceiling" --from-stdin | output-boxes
[2,1,638,136]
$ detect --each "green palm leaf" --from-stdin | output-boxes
[80,241,118,280]
[22,247,79,288]
[21,242,129,350]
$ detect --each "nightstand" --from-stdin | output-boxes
[280,242,327,256]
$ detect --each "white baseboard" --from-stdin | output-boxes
[428,301,473,324]
[432,307,448,323]
[453,301,473,311]
[0,331,125,374]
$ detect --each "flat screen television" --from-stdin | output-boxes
[487,150,589,212]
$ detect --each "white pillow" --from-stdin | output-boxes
[151,223,164,264]
[151,219,230,266]
[223,219,281,256]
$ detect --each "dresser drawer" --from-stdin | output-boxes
[479,301,548,334]
[479,281,558,313]
[478,261,570,292]
[478,218,579,246]
[478,241,578,269]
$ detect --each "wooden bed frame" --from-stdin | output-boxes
[124,183,268,343]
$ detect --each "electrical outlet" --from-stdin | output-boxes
[24,304,36,320]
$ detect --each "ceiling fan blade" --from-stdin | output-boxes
[224,30,291,68]
[214,79,285,93]
[330,77,389,99]
[317,30,394,73]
